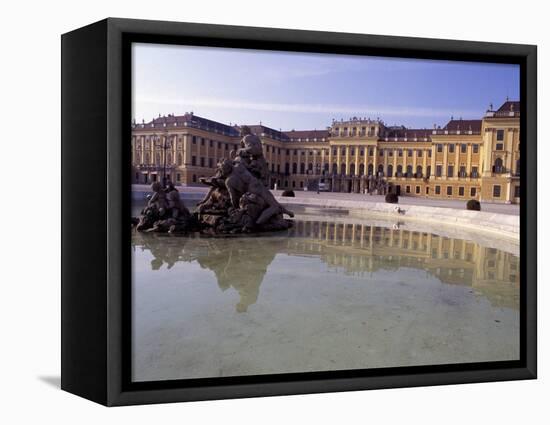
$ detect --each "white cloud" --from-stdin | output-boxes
[135,95,481,120]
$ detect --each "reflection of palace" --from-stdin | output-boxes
[133,221,519,312]
[131,100,520,203]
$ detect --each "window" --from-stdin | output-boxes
[448,144,455,153]
[447,165,454,177]
[428,150,432,157]
[200,157,205,167]
[459,166,466,177]
[209,140,213,148]
[201,138,205,146]
[208,158,213,168]
[417,150,423,157]
[470,187,476,197]
[191,156,196,166]
[225,143,228,150]
[493,158,504,173]
[292,181,296,188]
[406,185,411,193]
[458,187,465,196]
[415,186,420,194]
[447,186,453,196]
[435,185,441,195]
[437,144,443,153]
[192,136,197,144]
[493,185,501,197]
[426,187,430,195]
[398,149,403,157]
[496,129,504,141]
[461,144,467,153]
[368,148,373,156]
[286,149,290,155]
[471,166,479,178]
[176,173,181,182]
[192,174,197,183]
[379,149,384,156]
[473,144,479,153]
[436,165,442,177]
[496,143,504,151]
[514,186,520,198]
[217,141,221,149]
[388,150,393,157]
[408,149,413,157]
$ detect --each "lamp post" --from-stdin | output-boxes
[161,132,172,188]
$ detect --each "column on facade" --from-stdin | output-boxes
[412,149,418,176]
[505,129,514,172]
[383,145,388,174]
[430,145,436,177]
[393,149,398,176]
[183,134,191,165]
[354,146,359,176]
[442,145,448,177]
[336,146,342,174]
[454,144,459,179]
[422,149,427,176]
[373,146,378,175]
[345,146,350,175]
[466,144,472,176]
[402,147,407,174]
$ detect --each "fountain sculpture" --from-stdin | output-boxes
[133,131,294,234]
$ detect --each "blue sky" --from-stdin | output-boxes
[132,43,519,130]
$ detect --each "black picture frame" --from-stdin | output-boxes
[61,17,537,406]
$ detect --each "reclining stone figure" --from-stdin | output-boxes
[217,158,294,225]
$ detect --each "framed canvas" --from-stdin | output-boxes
[61,18,537,406]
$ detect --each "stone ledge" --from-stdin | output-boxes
[275,196,519,240]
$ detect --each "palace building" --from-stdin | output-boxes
[131,100,520,203]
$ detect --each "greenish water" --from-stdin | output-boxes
[131,214,520,382]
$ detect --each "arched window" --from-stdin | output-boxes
[350,163,355,176]
[397,164,403,176]
[285,163,290,174]
[292,163,297,174]
[493,157,504,173]
[427,165,431,177]
[340,163,346,175]
[332,163,338,174]
[416,165,423,177]
[359,164,365,176]
[406,165,413,176]
[387,164,393,177]
[324,163,329,173]
[367,164,373,176]
[300,163,305,174]
[378,164,384,176]
[177,153,183,166]
[308,163,313,172]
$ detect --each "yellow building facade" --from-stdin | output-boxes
[131,100,520,203]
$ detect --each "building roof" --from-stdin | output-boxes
[284,129,330,141]
[246,125,290,141]
[443,119,482,133]
[384,128,432,139]
[497,101,520,112]
[138,113,240,136]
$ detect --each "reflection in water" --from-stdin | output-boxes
[132,220,519,312]
[131,216,520,382]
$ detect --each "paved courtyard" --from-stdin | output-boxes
[131,184,519,216]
